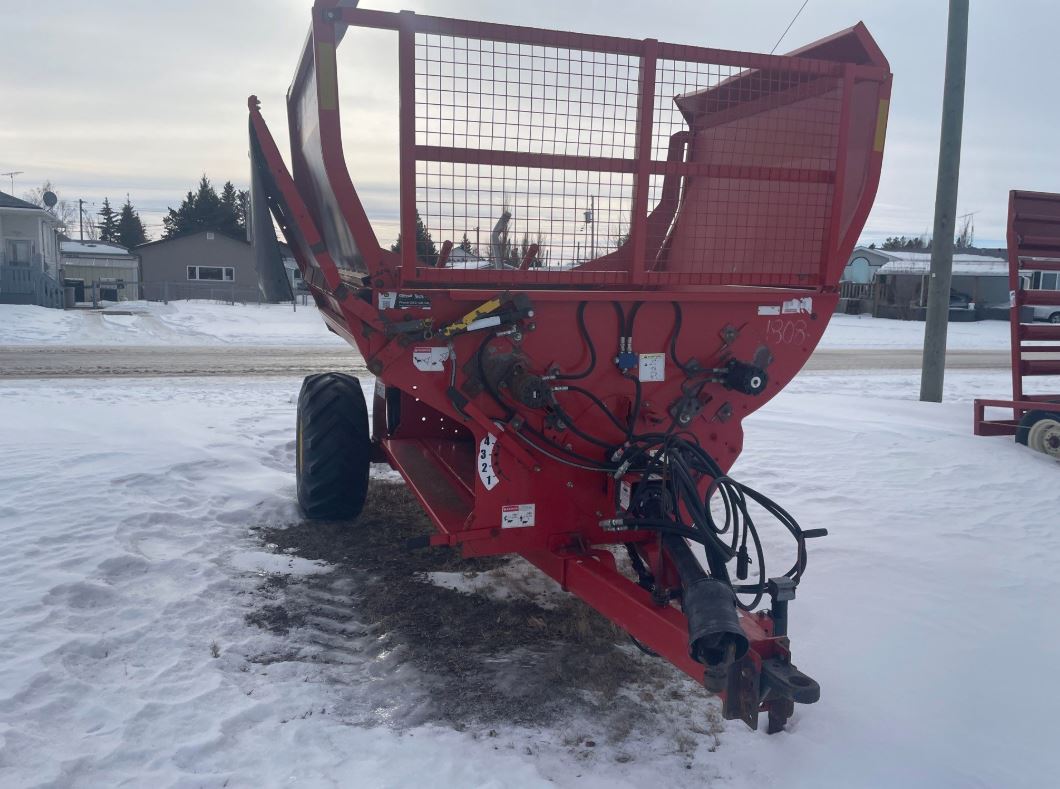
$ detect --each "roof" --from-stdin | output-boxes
[878,253,1008,277]
[135,229,249,250]
[0,190,48,211]
[850,246,1009,277]
[61,240,134,257]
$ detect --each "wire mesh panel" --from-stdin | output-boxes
[413,34,640,275]
[372,13,882,288]
[648,59,842,285]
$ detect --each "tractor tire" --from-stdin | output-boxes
[1015,409,1060,459]
[296,372,371,519]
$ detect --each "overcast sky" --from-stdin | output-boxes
[2,0,1056,247]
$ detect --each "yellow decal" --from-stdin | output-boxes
[442,297,503,337]
[316,42,338,112]
[873,99,890,153]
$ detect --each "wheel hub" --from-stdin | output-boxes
[1028,417,1060,458]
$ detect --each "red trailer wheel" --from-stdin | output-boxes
[296,373,371,520]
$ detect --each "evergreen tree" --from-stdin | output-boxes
[117,197,148,248]
[390,211,439,266]
[458,232,473,253]
[97,198,119,243]
[217,181,243,237]
[236,189,250,235]
[162,175,248,239]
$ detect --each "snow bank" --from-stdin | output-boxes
[0,371,1057,787]
[0,301,348,347]
[2,302,1019,351]
[820,313,1012,350]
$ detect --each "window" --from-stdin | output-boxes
[1042,272,1058,290]
[187,266,234,281]
[6,240,30,265]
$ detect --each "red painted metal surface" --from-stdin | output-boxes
[973,190,1060,437]
[251,1,892,731]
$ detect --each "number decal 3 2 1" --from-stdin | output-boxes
[478,433,500,490]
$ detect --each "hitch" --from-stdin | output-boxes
[719,577,820,731]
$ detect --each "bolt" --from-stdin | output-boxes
[566,481,573,488]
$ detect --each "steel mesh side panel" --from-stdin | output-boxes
[652,61,841,285]
[414,35,639,272]
[410,33,845,285]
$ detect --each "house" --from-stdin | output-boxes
[60,240,141,302]
[873,250,1009,320]
[137,230,256,301]
[0,190,64,307]
[841,246,892,284]
[841,246,1010,320]
[279,242,305,293]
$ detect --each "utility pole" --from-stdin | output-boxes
[79,198,85,241]
[920,0,969,403]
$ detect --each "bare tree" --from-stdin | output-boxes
[955,214,975,249]
[22,180,77,231]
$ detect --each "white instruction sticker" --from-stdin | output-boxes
[501,503,535,529]
[378,291,396,309]
[412,346,449,372]
[639,352,665,382]
[618,480,631,511]
[374,379,386,398]
[478,433,499,491]
[781,297,813,315]
[757,305,781,316]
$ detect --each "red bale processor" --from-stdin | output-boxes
[248,1,891,732]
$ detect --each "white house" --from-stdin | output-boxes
[0,190,64,307]
[60,240,141,302]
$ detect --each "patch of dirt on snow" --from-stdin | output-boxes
[247,480,713,740]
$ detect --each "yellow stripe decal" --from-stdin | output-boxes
[316,42,338,112]
[873,99,890,153]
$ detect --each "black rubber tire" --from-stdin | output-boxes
[1015,409,1060,457]
[296,372,371,520]
[1049,312,1060,324]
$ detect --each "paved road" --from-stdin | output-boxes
[0,344,1014,379]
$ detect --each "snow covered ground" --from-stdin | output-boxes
[820,313,1012,349]
[0,302,347,347]
[0,302,1014,350]
[1,368,1057,788]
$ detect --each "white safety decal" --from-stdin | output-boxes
[757,305,781,316]
[638,352,665,382]
[412,346,449,372]
[478,433,499,490]
[501,503,535,529]
[619,480,631,511]
[781,297,813,315]
[374,379,385,398]
[378,291,397,309]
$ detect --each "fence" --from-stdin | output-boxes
[138,281,310,306]
[0,264,65,308]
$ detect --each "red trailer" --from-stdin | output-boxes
[973,191,1060,457]
[248,1,892,733]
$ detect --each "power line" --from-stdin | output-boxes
[770,0,810,55]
